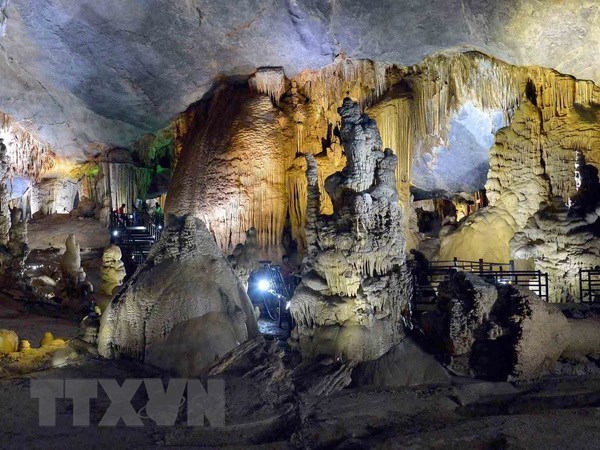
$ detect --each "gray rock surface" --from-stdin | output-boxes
[98,214,259,376]
[352,337,451,387]
[2,0,600,158]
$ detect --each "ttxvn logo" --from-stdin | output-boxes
[30,378,225,427]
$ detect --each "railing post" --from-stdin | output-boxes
[453,257,458,268]
[509,260,515,272]
[478,258,484,275]
[579,268,583,303]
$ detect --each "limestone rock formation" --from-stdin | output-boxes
[60,234,85,286]
[436,272,600,380]
[352,337,451,388]
[99,245,126,296]
[166,83,287,258]
[0,138,10,244]
[0,329,18,354]
[228,227,260,291]
[98,214,259,376]
[5,1,600,160]
[512,198,600,302]
[290,98,412,362]
[438,71,600,271]
[69,196,96,218]
[207,335,294,421]
[0,207,29,282]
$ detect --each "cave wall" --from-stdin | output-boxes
[438,71,600,271]
[166,52,600,261]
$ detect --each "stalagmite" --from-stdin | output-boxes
[60,234,85,286]
[290,98,412,362]
[98,214,259,376]
[99,245,126,297]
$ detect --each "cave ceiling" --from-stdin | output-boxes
[1,0,599,159]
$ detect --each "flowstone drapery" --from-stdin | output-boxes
[290,98,412,362]
[0,139,10,244]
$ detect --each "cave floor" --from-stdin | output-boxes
[0,356,600,448]
[2,292,600,448]
[0,326,599,448]
[0,290,79,345]
[28,215,109,251]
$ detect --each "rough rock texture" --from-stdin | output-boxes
[352,337,451,388]
[228,228,260,291]
[99,244,125,296]
[0,207,29,281]
[436,272,600,381]
[0,139,10,244]
[69,196,96,218]
[166,83,287,257]
[289,99,412,362]
[438,72,600,266]
[35,179,79,215]
[510,154,600,302]
[512,198,600,302]
[4,0,600,158]
[98,214,259,376]
[208,336,295,422]
[162,52,600,259]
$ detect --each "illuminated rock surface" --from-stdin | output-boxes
[4,0,600,159]
[436,272,600,380]
[99,244,125,296]
[290,99,412,362]
[98,214,259,376]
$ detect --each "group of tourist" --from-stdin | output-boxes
[114,201,164,227]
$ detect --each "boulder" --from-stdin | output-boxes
[352,337,451,387]
[435,272,600,381]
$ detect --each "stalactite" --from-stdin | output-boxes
[107,163,153,211]
[248,67,286,105]
[167,51,600,262]
[0,111,55,181]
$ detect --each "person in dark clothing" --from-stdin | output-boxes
[154,202,164,226]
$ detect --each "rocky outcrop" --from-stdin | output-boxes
[228,227,260,291]
[290,98,412,362]
[512,198,600,302]
[0,207,29,282]
[352,337,451,388]
[435,272,600,380]
[98,214,259,376]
